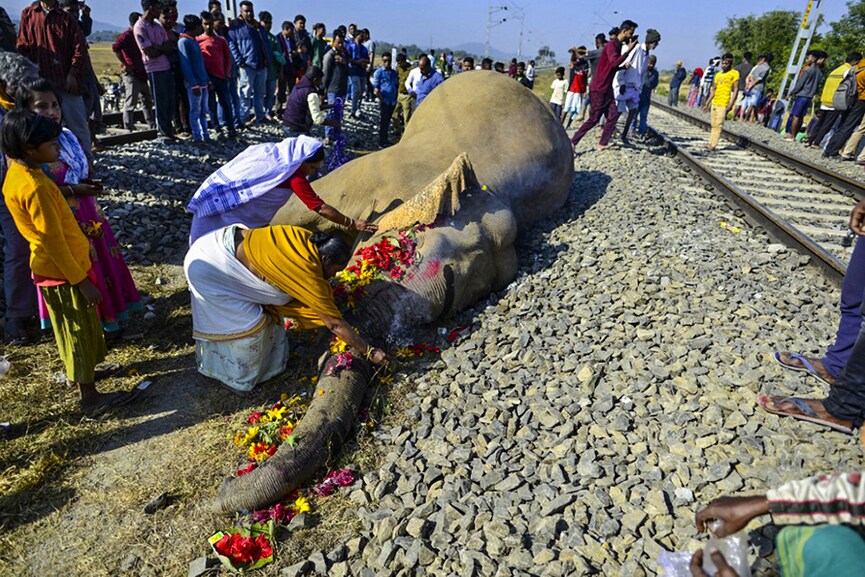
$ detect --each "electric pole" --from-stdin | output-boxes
[778,0,823,100]
[485,5,508,59]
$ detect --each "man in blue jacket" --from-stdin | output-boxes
[228,0,269,124]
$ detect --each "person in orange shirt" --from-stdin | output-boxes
[0,109,135,415]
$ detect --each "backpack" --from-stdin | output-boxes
[833,66,865,111]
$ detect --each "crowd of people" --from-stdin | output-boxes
[546,18,865,576]
[558,22,663,151]
[1,3,865,574]
[670,46,865,163]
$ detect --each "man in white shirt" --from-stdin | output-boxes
[615,28,660,144]
[526,60,536,89]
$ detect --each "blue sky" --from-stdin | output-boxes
[7,0,850,70]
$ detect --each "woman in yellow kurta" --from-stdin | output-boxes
[184,224,387,393]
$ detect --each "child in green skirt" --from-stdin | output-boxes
[0,109,132,415]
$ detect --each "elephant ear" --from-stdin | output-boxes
[376,152,480,232]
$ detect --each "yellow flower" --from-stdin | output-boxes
[267,406,287,422]
[233,431,246,447]
[317,390,325,396]
[329,337,347,354]
[294,496,311,514]
[280,393,289,401]
[239,426,259,446]
[258,414,271,425]
[310,376,319,385]
[379,373,394,385]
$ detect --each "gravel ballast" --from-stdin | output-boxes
[282,120,861,575]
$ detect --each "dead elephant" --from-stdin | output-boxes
[214,71,574,513]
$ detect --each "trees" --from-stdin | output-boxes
[821,0,865,69]
[714,10,802,89]
[536,45,555,66]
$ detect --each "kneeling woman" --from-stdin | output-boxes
[184,224,387,393]
[186,136,377,245]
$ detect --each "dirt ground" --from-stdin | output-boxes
[0,257,428,575]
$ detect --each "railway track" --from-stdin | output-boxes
[98,110,158,147]
[648,100,864,284]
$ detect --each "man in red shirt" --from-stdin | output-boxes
[16,0,90,155]
[113,11,156,131]
[570,20,639,152]
[198,11,236,139]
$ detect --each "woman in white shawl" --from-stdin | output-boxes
[187,135,376,244]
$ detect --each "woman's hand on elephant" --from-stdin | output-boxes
[353,219,378,233]
[369,348,388,365]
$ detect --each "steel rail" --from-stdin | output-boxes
[652,99,865,201]
[649,122,847,285]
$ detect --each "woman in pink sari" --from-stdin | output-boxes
[18,78,143,339]
[687,67,703,107]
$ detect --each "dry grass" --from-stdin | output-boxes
[0,260,428,575]
[90,42,124,83]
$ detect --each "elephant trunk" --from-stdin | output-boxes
[213,275,444,513]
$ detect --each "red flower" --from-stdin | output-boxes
[214,533,271,566]
[236,462,258,477]
[246,412,263,424]
[255,534,273,558]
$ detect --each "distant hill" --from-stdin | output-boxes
[12,16,122,35]
[452,42,513,63]
[91,20,124,33]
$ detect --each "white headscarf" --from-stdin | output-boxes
[186,136,322,218]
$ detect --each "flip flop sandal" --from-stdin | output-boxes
[772,352,834,385]
[82,390,135,417]
[94,362,123,381]
[758,394,853,434]
[83,380,151,417]
[121,327,146,341]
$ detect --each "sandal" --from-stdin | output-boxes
[94,362,123,381]
[758,394,853,434]
[81,390,136,417]
[773,352,835,385]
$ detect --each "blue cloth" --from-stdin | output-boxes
[325,91,340,140]
[670,67,686,89]
[178,36,209,88]
[149,69,176,138]
[228,21,268,70]
[187,85,209,141]
[372,67,398,105]
[187,135,321,219]
[415,70,444,106]
[0,106,37,327]
[639,69,659,107]
[238,65,267,123]
[790,95,812,117]
[346,38,368,77]
[823,236,865,378]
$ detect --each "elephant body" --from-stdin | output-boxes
[215,71,574,513]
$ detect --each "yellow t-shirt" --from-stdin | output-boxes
[2,161,91,284]
[712,69,740,108]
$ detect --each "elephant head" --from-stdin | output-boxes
[214,71,574,513]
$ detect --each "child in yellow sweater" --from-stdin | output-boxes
[0,109,133,415]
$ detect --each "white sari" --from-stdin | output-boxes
[184,225,291,392]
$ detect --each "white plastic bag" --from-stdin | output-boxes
[658,531,752,576]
